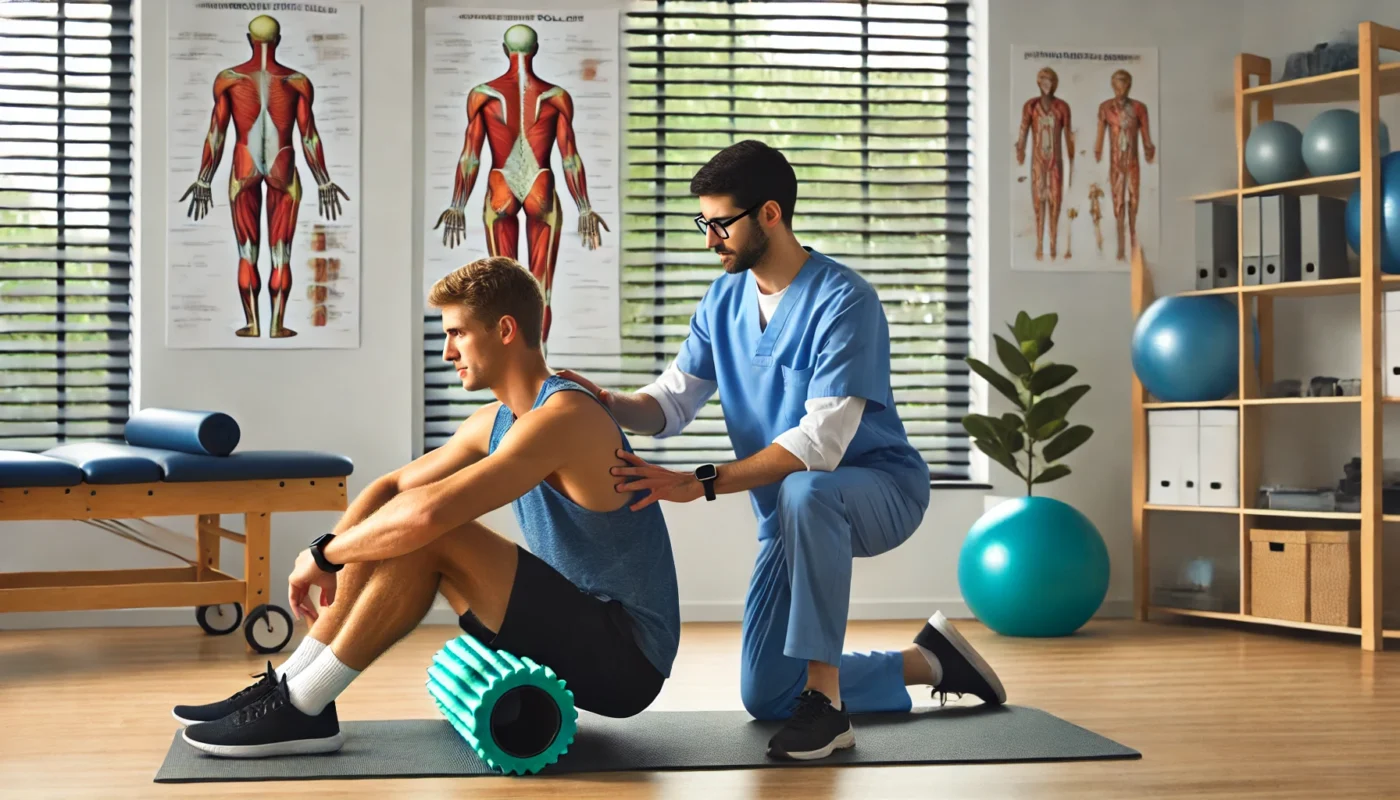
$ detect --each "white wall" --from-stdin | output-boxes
[17,0,1400,634]
[983,0,1241,608]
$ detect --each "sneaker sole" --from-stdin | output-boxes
[181,729,345,759]
[171,709,203,727]
[932,610,1007,704]
[768,726,856,761]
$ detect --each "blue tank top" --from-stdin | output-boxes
[488,375,682,677]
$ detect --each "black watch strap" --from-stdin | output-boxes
[695,464,718,501]
[310,533,344,573]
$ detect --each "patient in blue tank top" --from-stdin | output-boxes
[172,257,682,761]
[488,375,682,678]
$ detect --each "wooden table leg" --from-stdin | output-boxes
[196,514,220,581]
[244,512,271,652]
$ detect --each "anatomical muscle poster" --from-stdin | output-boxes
[422,8,621,357]
[166,0,362,348]
[1010,46,1159,272]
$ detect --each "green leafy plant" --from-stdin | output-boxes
[962,311,1093,495]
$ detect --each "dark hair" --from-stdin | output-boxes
[428,256,544,349]
[689,140,797,226]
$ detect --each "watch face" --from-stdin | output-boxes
[695,464,717,481]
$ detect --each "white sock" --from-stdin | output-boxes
[917,644,944,687]
[287,648,360,716]
[276,636,328,680]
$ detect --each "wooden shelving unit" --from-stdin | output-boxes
[1132,22,1400,652]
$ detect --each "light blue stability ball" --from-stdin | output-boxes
[1345,150,1400,273]
[1302,108,1391,177]
[958,496,1109,638]
[1245,120,1306,185]
[1131,295,1260,403]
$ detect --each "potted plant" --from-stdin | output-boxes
[956,311,1110,637]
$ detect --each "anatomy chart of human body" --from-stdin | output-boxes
[167,1,361,348]
[1010,46,1158,272]
[423,9,621,356]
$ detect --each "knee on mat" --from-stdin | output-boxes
[740,681,797,721]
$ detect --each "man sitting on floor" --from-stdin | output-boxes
[172,256,682,758]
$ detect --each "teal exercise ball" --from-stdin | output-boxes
[1245,120,1306,185]
[1303,109,1391,176]
[1344,151,1400,273]
[958,497,1109,637]
[1131,295,1259,403]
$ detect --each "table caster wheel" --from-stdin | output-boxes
[244,604,294,654]
[196,603,243,635]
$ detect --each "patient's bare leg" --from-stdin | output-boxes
[329,521,519,671]
[271,561,378,679]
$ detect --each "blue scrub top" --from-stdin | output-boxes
[675,248,930,539]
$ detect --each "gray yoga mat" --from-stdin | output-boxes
[154,705,1138,783]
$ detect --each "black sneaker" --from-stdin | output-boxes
[914,610,1008,706]
[171,661,280,726]
[766,689,856,761]
[181,674,343,758]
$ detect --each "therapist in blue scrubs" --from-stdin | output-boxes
[562,140,1007,761]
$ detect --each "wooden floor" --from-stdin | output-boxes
[3,615,1399,798]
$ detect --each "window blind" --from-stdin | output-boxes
[1,0,134,453]
[423,0,973,482]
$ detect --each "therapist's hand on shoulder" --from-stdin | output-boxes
[611,450,703,510]
[556,369,613,407]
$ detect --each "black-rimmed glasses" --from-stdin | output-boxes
[693,202,762,239]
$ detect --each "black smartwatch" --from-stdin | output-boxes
[309,533,344,573]
[694,463,718,501]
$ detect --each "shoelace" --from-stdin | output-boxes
[931,688,965,707]
[234,689,285,726]
[230,668,274,701]
[787,692,834,726]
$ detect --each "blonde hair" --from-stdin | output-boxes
[428,256,544,349]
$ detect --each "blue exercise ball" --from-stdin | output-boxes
[1303,109,1391,176]
[1344,151,1400,273]
[1245,120,1306,185]
[958,496,1109,638]
[1131,295,1258,403]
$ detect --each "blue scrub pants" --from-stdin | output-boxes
[740,466,929,720]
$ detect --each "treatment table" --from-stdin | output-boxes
[0,411,352,654]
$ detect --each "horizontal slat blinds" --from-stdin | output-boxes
[1,0,134,452]
[424,0,972,481]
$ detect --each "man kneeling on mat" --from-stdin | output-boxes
[172,256,682,758]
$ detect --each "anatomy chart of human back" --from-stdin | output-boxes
[423,9,621,357]
[1009,46,1159,272]
[166,1,362,348]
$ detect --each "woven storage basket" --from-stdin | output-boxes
[1250,529,1308,621]
[1307,530,1360,627]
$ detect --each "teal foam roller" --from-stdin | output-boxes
[425,633,577,775]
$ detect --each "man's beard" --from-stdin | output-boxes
[717,227,769,274]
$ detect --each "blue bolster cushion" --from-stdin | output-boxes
[123,408,241,456]
[41,443,353,484]
[0,451,86,488]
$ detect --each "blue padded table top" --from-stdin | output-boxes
[1,443,354,486]
[0,451,86,488]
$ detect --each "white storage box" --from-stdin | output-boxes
[1148,410,1200,505]
[1197,409,1239,507]
[1385,292,1400,398]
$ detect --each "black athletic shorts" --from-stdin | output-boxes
[457,545,665,718]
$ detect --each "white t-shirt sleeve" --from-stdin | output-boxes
[635,359,718,438]
[773,395,867,471]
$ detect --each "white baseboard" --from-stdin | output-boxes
[0,599,1137,631]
